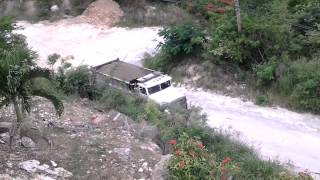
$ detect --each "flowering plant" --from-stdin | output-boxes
[168,133,239,180]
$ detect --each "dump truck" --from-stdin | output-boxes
[95,59,187,108]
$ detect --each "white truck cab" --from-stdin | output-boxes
[136,73,185,105]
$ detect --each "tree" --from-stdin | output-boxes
[0,17,63,149]
[158,22,205,58]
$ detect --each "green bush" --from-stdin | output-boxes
[168,133,239,180]
[255,60,279,88]
[158,22,205,58]
[293,8,320,35]
[144,102,162,123]
[279,59,320,112]
[207,4,292,67]
[288,0,320,12]
[63,66,95,99]
[142,53,171,72]
[143,22,205,72]
[99,88,146,120]
[255,95,269,106]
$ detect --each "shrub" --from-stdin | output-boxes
[207,6,292,68]
[142,53,171,72]
[255,60,279,88]
[62,65,96,98]
[293,8,320,35]
[278,59,320,112]
[168,133,239,180]
[255,95,269,106]
[99,88,146,120]
[158,22,205,58]
[144,102,161,123]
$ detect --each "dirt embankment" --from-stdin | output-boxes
[79,0,123,26]
[1,0,123,26]
[0,97,168,180]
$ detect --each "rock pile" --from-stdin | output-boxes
[73,0,123,26]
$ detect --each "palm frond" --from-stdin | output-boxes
[25,67,52,81]
[31,89,64,117]
[20,67,52,87]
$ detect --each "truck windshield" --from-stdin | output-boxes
[148,85,161,95]
[160,80,171,90]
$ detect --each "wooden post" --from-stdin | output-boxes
[234,0,241,32]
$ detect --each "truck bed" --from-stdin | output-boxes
[95,59,154,83]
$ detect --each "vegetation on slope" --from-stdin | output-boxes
[52,64,313,179]
[144,0,320,113]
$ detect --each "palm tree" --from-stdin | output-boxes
[0,47,64,149]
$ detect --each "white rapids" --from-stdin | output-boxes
[17,20,320,176]
[16,21,162,67]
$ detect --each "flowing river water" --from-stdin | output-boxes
[16,18,320,177]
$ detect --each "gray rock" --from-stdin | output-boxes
[21,137,35,148]
[138,168,144,173]
[19,160,40,173]
[113,148,131,161]
[53,167,73,178]
[141,162,148,171]
[0,132,9,142]
[33,174,56,180]
[19,160,73,178]
[151,155,172,180]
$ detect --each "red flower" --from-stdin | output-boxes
[179,160,186,169]
[222,157,232,165]
[220,0,234,6]
[204,3,216,11]
[175,149,181,156]
[168,139,177,146]
[197,142,205,149]
[189,150,196,159]
[214,8,225,14]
